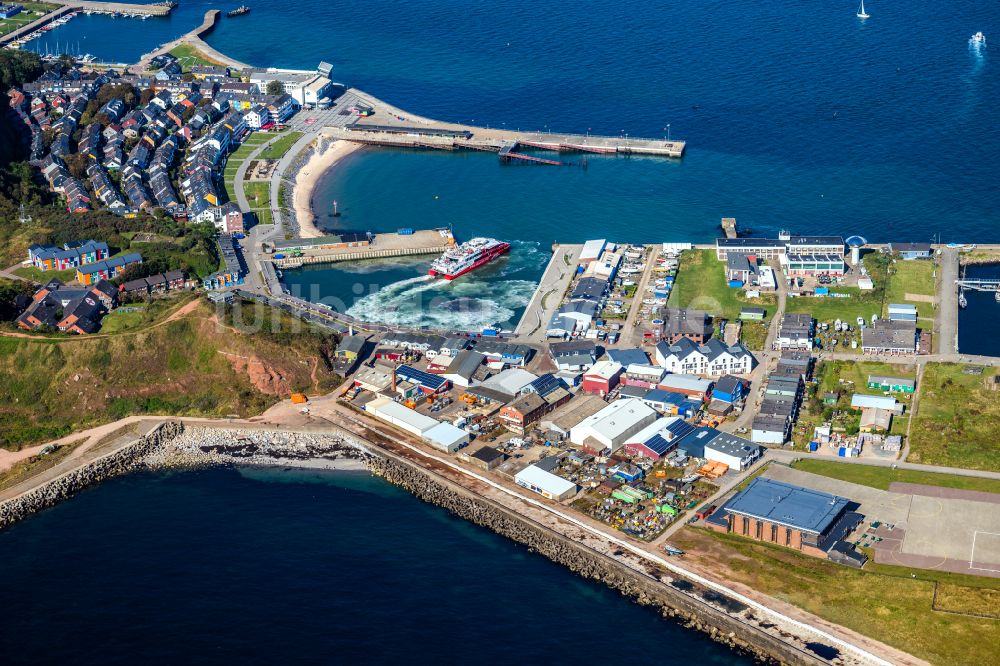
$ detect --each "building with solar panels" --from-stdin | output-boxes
[394,365,451,395]
[711,477,864,562]
[622,417,697,460]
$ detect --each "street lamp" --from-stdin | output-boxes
[667,123,671,142]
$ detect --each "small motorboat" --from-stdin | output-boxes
[970,31,986,46]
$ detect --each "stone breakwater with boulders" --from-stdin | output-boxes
[0,421,185,530]
[366,453,837,666]
[1,421,841,665]
[144,426,374,471]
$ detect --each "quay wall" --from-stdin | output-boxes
[272,245,451,268]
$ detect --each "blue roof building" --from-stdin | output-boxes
[715,477,864,561]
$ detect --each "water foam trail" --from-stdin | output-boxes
[347,274,538,330]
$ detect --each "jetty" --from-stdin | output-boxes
[266,229,455,268]
[67,1,172,15]
[337,124,685,160]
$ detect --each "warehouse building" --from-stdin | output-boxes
[515,464,577,501]
[365,397,439,436]
[423,421,470,453]
[581,360,623,395]
[622,417,696,460]
[569,398,658,454]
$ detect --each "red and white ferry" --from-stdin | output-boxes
[428,237,510,280]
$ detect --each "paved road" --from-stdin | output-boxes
[938,247,959,354]
[514,244,581,341]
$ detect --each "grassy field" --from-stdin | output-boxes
[222,133,274,201]
[790,458,1000,494]
[13,264,78,283]
[0,2,58,38]
[908,363,1000,471]
[667,250,776,321]
[0,299,341,450]
[815,359,917,397]
[672,526,1000,666]
[243,180,271,211]
[739,320,769,350]
[168,43,225,69]
[883,259,936,320]
[258,131,303,160]
[98,296,194,335]
[785,251,891,324]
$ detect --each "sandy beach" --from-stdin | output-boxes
[293,139,363,238]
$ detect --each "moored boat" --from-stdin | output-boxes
[428,237,510,280]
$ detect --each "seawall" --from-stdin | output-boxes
[0,421,833,664]
[366,450,827,665]
[0,421,183,530]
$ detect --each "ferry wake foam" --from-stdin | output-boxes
[429,237,510,280]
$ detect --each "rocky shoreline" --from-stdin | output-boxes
[0,421,839,665]
[144,425,373,471]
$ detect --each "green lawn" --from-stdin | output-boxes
[243,181,271,210]
[673,526,1000,666]
[168,43,225,70]
[258,131,303,160]
[0,2,58,37]
[816,359,917,396]
[667,249,775,321]
[908,363,1000,471]
[790,458,1000,494]
[14,264,78,283]
[785,251,891,324]
[883,259,937,320]
[221,133,276,200]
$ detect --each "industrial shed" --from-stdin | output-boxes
[423,422,470,453]
[515,465,577,501]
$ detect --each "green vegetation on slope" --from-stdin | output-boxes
[0,299,341,450]
[168,43,225,69]
[908,363,1000,472]
[673,527,1000,666]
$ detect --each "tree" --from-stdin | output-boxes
[63,153,89,180]
[139,88,155,106]
[265,80,285,96]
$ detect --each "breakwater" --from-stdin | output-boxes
[366,451,829,665]
[0,421,183,530]
[0,421,842,664]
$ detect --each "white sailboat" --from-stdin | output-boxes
[857,0,870,19]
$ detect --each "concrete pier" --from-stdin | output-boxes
[323,89,686,159]
[268,229,455,269]
[336,124,685,159]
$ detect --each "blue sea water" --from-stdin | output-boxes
[0,467,749,664]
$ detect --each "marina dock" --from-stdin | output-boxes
[267,229,455,269]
